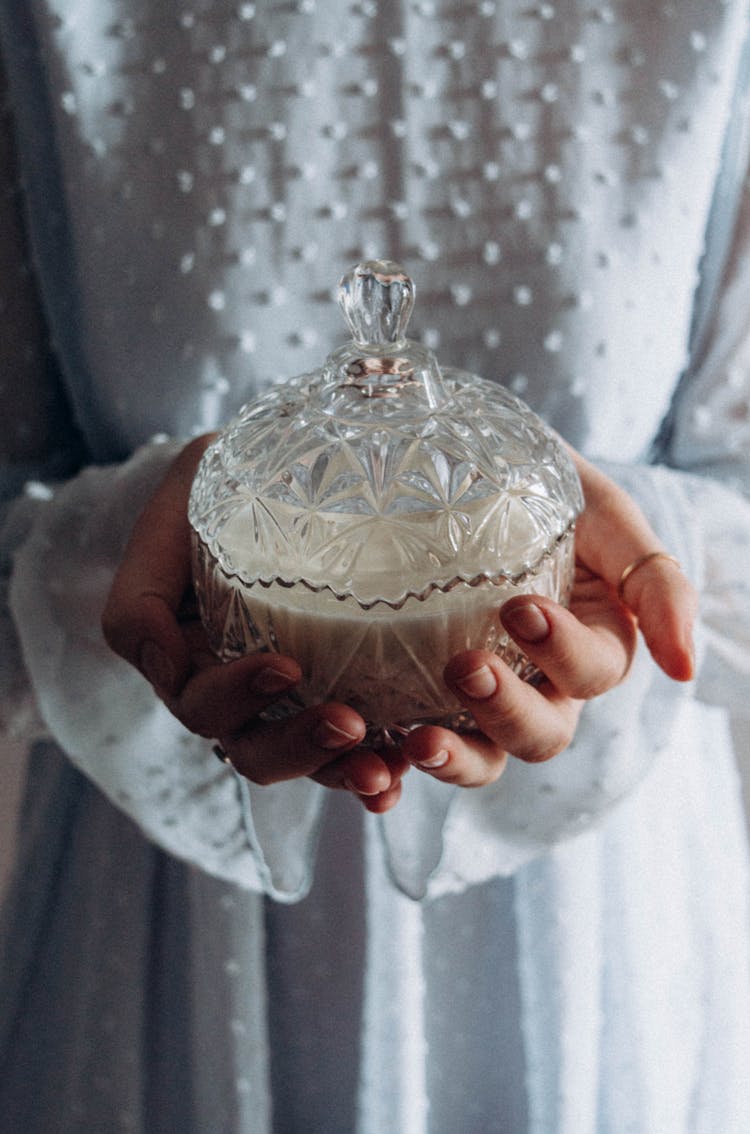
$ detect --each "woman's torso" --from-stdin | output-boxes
[2,0,748,465]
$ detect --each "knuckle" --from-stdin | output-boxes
[442,751,507,788]
[518,728,572,764]
[556,718,577,752]
[220,727,289,786]
[473,700,516,736]
[519,747,559,765]
[479,754,508,784]
[464,766,506,788]
[467,775,496,788]
[539,741,569,763]
[565,644,628,700]
[575,672,615,700]
[177,704,215,738]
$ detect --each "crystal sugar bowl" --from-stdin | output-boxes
[188,260,584,745]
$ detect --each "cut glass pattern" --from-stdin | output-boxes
[189,260,583,742]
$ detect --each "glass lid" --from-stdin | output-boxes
[188,259,584,607]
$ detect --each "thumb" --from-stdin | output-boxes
[571,451,698,682]
[101,436,211,695]
[617,556,697,682]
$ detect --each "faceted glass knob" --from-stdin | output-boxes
[338,260,415,349]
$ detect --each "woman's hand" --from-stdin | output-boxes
[399,451,698,787]
[101,437,408,812]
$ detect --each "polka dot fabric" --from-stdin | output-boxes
[7,1,749,463]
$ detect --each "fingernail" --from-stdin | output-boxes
[140,640,176,696]
[455,664,497,700]
[502,602,550,643]
[250,666,296,695]
[343,777,382,797]
[313,720,359,749]
[414,749,450,770]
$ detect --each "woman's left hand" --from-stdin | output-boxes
[382,451,698,792]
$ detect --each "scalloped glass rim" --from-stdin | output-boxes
[193,520,576,611]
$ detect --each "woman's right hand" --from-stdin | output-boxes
[101,436,408,812]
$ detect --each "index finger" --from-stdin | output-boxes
[571,450,697,681]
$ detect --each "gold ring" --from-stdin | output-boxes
[212,743,233,766]
[617,551,681,602]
